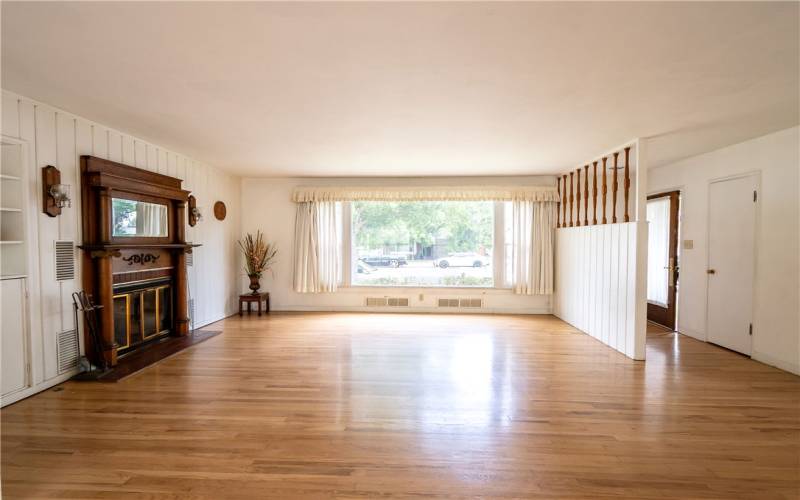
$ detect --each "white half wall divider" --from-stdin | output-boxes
[555,222,647,359]
[553,139,649,360]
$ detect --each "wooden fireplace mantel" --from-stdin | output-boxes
[79,155,200,367]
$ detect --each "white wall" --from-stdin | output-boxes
[1,90,240,402]
[648,126,800,375]
[240,176,555,313]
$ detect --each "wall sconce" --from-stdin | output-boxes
[42,165,71,217]
[188,195,202,226]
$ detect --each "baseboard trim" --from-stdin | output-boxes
[1,369,80,408]
[676,327,706,342]
[751,350,800,376]
[272,305,552,315]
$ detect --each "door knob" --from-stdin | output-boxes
[707,269,716,275]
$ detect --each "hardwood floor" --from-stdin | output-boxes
[2,313,798,499]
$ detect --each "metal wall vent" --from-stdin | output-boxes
[459,298,483,308]
[188,298,195,321]
[186,251,193,267]
[387,297,409,307]
[366,297,387,307]
[57,329,80,373]
[437,298,483,308]
[55,240,75,281]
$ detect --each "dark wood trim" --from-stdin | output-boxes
[569,172,574,227]
[583,164,589,226]
[562,174,568,227]
[592,161,598,225]
[611,152,619,223]
[623,146,631,223]
[556,177,561,228]
[575,168,581,227]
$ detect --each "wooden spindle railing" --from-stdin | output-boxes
[562,174,568,227]
[592,161,598,225]
[602,157,607,224]
[575,168,581,226]
[569,172,574,227]
[556,177,561,228]
[623,146,631,223]
[555,144,634,230]
[583,165,589,226]
[611,151,619,223]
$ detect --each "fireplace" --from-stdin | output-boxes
[113,278,172,356]
[79,156,199,366]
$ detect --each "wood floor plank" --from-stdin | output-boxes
[2,313,798,499]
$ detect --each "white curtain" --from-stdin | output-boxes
[647,198,670,306]
[293,201,340,293]
[511,200,556,295]
[136,202,166,237]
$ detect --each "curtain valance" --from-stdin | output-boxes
[291,185,559,203]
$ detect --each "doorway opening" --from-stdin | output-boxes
[646,191,680,330]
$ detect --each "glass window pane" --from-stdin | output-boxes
[647,198,670,306]
[112,198,168,237]
[130,292,142,344]
[351,201,494,287]
[158,287,171,333]
[142,289,158,338]
[113,296,129,349]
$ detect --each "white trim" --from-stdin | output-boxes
[752,350,800,376]
[677,327,706,342]
[0,368,79,408]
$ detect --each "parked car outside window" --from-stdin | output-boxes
[434,252,490,268]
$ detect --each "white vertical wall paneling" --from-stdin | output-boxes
[157,149,167,175]
[34,105,60,380]
[121,135,134,165]
[17,98,45,386]
[108,130,122,163]
[555,223,643,359]
[2,93,20,138]
[2,89,242,401]
[146,145,157,171]
[56,114,76,333]
[134,140,146,169]
[92,125,108,159]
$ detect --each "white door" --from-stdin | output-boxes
[1,278,28,397]
[707,174,757,355]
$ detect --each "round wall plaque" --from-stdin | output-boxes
[213,201,227,221]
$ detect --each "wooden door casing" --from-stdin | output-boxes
[647,190,680,330]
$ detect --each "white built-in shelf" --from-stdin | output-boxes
[0,241,24,245]
[0,207,22,212]
[0,174,21,181]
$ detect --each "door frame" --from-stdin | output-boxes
[646,190,681,330]
[705,170,760,353]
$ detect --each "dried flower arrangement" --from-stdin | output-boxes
[238,231,277,293]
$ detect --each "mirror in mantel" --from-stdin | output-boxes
[112,198,168,237]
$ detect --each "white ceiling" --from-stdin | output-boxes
[2,2,798,177]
